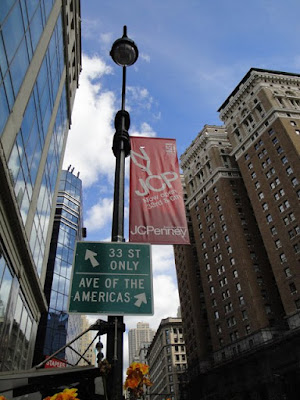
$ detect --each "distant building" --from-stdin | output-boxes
[0,0,81,371]
[128,322,155,365]
[137,342,151,365]
[175,68,300,399]
[33,168,84,365]
[77,315,96,367]
[146,317,187,400]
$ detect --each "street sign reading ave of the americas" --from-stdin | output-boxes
[68,242,153,315]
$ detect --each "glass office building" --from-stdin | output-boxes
[33,168,84,366]
[0,0,81,371]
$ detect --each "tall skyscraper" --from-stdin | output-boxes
[0,0,81,371]
[128,322,156,365]
[218,68,300,328]
[33,168,84,366]
[175,69,300,399]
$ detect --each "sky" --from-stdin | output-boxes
[63,0,300,368]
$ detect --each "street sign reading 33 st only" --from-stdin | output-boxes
[68,242,153,315]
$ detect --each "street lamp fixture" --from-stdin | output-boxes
[106,26,138,400]
[110,26,139,67]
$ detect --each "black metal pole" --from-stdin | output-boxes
[107,25,138,400]
[106,65,128,400]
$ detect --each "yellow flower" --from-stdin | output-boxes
[124,361,153,398]
[43,388,79,400]
[126,362,150,376]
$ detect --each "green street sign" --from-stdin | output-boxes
[68,242,153,315]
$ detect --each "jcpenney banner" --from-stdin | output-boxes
[129,137,190,245]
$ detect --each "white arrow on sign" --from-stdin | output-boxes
[134,293,147,307]
[85,249,99,268]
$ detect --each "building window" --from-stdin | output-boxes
[210,286,215,294]
[251,171,257,179]
[289,282,297,294]
[279,188,285,196]
[242,310,248,320]
[236,283,241,291]
[289,212,296,222]
[233,270,238,278]
[291,177,299,187]
[255,181,261,189]
[239,295,245,305]
[277,146,284,154]
[224,302,233,313]
[288,229,296,239]
[275,239,282,248]
[214,311,219,320]
[268,128,275,136]
[294,243,300,253]
[280,253,287,263]
[262,202,269,211]
[258,192,264,200]
[274,192,280,201]
[227,316,236,327]
[284,267,292,278]
[230,257,235,266]
[266,214,273,223]
[286,166,293,175]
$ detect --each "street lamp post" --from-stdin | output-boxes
[106,26,138,400]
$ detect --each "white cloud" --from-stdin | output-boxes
[99,32,113,46]
[85,197,113,232]
[151,245,175,273]
[63,54,116,186]
[140,53,151,63]
[130,122,156,138]
[81,18,100,40]
[127,86,153,111]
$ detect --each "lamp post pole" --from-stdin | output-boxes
[107,26,138,400]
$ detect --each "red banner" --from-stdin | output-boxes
[129,137,189,245]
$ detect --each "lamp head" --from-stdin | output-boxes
[110,26,139,67]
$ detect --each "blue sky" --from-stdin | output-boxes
[63,0,300,366]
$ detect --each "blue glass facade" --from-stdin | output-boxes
[0,0,81,371]
[33,170,83,365]
[0,0,55,135]
[0,252,35,371]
